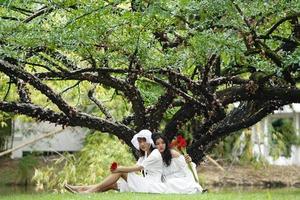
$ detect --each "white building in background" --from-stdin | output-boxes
[251,104,300,165]
[10,118,89,158]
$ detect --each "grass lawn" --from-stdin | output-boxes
[0,188,299,200]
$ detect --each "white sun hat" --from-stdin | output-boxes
[131,129,155,150]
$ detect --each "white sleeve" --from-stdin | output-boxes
[136,157,143,166]
[176,155,188,169]
[140,149,161,169]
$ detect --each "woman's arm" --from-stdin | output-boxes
[171,149,192,163]
[170,149,181,158]
[112,165,143,173]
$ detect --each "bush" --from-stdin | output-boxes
[32,132,135,192]
[17,154,38,186]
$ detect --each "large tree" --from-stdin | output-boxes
[1,0,300,164]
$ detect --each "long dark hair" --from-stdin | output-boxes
[152,133,172,167]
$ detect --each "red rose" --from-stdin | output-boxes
[177,135,183,142]
[176,135,187,150]
[110,162,118,171]
[178,138,187,149]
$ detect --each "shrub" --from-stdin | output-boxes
[32,132,135,192]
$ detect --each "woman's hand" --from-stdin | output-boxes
[110,162,119,173]
[184,154,192,163]
[111,166,121,173]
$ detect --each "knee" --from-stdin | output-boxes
[112,183,118,189]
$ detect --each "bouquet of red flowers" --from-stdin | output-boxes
[170,135,198,182]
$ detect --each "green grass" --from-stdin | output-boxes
[0,189,299,200]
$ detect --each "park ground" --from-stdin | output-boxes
[0,189,299,200]
[198,160,300,188]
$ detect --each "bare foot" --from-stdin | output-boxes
[64,183,77,193]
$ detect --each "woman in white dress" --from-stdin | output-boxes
[65,129,166,193]
[152,133,203,194]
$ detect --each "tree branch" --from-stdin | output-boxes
[0,60,76,117]
[189,100,286,164]
[148,75,202,104]
[219,85,300,105]
[88,86,114,121]
[16,79,31,103]
[146,89,175,131]
[23,6,54,23]
[264,12,300,37]
[0,101,135,146]
[164,103,203,141]
[208,76,249,86]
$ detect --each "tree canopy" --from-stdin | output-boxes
[1,0,300,163]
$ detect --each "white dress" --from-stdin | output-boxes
[162,155,203,194]
[117,149,166,193]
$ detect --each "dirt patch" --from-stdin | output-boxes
[198,161,300,188]
[0,157,19,185]
[0,156,41,185]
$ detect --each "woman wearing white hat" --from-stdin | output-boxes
[65,129,166,193]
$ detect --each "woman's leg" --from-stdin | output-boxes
[97,183,118,192]
[81,172,127,193]
[68,182,118,193]
[66,184,96,192]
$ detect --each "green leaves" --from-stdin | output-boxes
[269,118,299,158]
[1,0,300,166]
[137,79,164,107]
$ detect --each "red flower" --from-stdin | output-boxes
[176,135,183,141]
[180,139,187,147]
[176,135,187,150]
[110,162,118,171]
